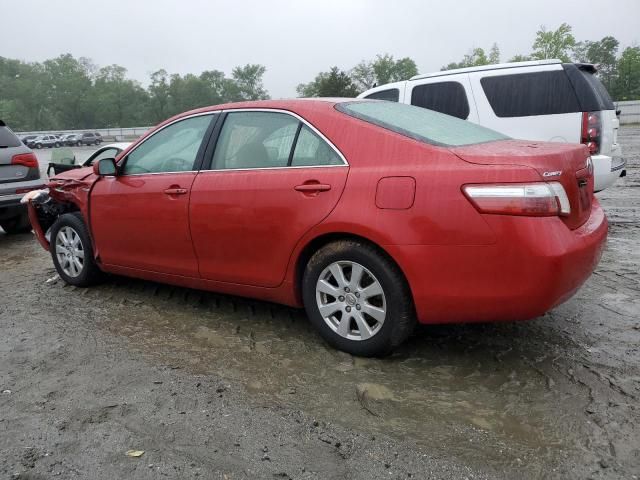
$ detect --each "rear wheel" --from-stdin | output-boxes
[302,240,415,357]
[0,214,32,234]
[54,142,60,148]
[50,213,104,286]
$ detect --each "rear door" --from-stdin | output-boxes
[90,113,216,276]
[469,65,582,143]
[190,110,348,287]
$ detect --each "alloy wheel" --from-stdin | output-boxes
[315,261,386,341]
[55,226,85,278]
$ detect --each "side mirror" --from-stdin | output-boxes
[93,158,117,176]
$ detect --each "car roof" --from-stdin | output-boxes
[409,59,567,80]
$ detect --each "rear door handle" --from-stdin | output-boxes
[164,188,188,195]
[294,183,331,192]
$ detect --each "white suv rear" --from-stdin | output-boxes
[358,59,625,192]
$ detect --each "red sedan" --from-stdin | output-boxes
[27,99,607,356]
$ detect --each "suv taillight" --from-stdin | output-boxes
[463,183,571,217]
[581,111,601,155]
[11,152,39,169]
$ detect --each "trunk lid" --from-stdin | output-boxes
[452,139,593,229]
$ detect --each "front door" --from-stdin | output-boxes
[190,110,349,287]
[90,113,216,276]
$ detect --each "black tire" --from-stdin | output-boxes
[54,142,60,148]
[36,143,42,149]
[50,212,104,287]
[77,141,82,146]
[0,214,32,234]
[302,240,415,357]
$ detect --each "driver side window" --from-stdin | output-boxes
[123,114,213,175]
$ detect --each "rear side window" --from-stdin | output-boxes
[336,101,508,147]
[411,82,470,119]
[481,71,581,117]
[291,125,343,166]
[365,89,400,102]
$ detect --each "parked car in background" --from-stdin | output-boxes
[62,134,81,146]
[94,132,103,144]
[27,135,60,149]
[21,135,38,146]
[0,120,44,233]
[78,132,99,146]
[358,59,625,192]
[26,100,606,356]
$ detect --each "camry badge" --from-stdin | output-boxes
[543,171,562,177]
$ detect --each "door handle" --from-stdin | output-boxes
[164,187,188,195]
[294,183,331,192]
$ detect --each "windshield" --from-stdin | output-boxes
[336,101,509,147]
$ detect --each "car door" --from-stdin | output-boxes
[190,110,349,287]
[90,113,216,276]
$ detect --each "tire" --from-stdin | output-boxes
[36,143,42,149]
[0,214,32,234]
[77,141,82,146]
[54,142,60,148]
[50,212,104,287]
[302,240,415,357]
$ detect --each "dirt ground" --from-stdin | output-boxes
[1,129,639,479]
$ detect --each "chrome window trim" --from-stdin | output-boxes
[119,111,217,177]
[201,107,349,171]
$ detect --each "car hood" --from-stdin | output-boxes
[51,166,95,182]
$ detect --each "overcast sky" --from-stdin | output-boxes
[4,0,639,98]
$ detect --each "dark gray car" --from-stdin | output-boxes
[0,120,45,234]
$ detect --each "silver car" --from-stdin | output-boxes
[0,120,45,234]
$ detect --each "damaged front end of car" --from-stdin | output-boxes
[22,173,94,251]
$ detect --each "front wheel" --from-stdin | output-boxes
[302,240,415,357]
[50,213,104,286]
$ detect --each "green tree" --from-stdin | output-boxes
[350,54,418,92]
[508,54,531,62]
[613,46,640,100]
[231,64,269,100]
[148,69,170,122]
[43,54,93,128]
[94,65,148,127]
[574,36,620,90]
[531,23,575,62]
[442,47,489,70]
[297,67,358,97]
[488,43,500,64]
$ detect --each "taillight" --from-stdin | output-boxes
[463,183,571,217]
[11,152,39,169]
[581,111,601,155]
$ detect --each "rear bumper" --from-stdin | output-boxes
[0,193,26,220]
[593,153,625,192]
[386,200,608,324]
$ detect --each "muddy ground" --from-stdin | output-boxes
[1,129,639,479]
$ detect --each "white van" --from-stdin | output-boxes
[358,59,625,192]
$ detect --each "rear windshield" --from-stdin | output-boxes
[336,101,509,147]
[579,70,614,110]
[0,126,22,148]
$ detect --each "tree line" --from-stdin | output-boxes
[1,23,639,131]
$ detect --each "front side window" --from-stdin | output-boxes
[123,114,213,174]
[481,71,581,117]
[365,89,400,102]
[336,101,508,147]
[88,147,120,166]
[411,82,470,119]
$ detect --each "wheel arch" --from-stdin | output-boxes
[291,231,412,305]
